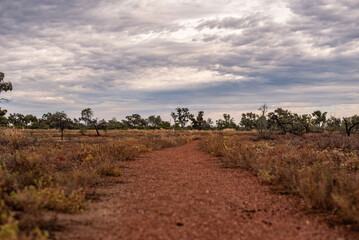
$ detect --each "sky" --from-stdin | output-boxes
[1,0,359,122]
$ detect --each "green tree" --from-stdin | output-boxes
[240,105,268,133]
[123,114,147,129]
[267,108,305,135]
[299,114,312,133]
[0,72,12,102]
[216,114,236,130]
[8,113,26,128]
[326,116,341,132]
[0,108,8,126]
[343,115,359,136]
[107,117,125,129]
[24,114,38,127]
[311,110,327,131]
[171,107,193,129]
[191,111,209,130]
[147,115,163,129]
[240,112,258,130]
[0,72,12,125]
[49,111,73,140]
[80,108,100,136]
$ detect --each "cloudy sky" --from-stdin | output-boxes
[1,0,359,121]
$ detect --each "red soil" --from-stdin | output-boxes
[54,141,357,240]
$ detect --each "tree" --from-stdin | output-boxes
[0,72,12,126]
[80,108,100,136]
[258,104,268,117]
[240,112,258,130]
[147,115,163,129]
[171,108,193,129]
[39,112,54,129]
[49,111,73,140]
[326,116,341,132]
[191,111,211,130]
[311,110,327,131]
[0,108,8,126]
[0,72,12,102]
[216,114,236,130]
[267,108,305,135]
[343,115,359,136]
[98,119,108,133]
[123,114,147,129]
[107,118,125,130]
[191,111,213,130]
[24,114,38,127]
[240,108,268,133]
[299,114,312,133]
[8,113,26,128]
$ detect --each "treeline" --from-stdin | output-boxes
[1,72,359,136]
[1,105,359,137]
[240,105,359,136]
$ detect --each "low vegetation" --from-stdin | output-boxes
[0,128,197,239]
[200,132,359,227]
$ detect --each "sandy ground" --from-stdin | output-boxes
[54,141,357,240]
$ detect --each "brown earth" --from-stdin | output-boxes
[54,141,357,240]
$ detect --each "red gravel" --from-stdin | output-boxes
[54,141,357,240]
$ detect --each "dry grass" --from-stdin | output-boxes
[200,132,359,227]
[0,128,199,239]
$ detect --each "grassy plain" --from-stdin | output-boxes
[1,129,359,239]
[0,128,198,239]
[200,132,359,228]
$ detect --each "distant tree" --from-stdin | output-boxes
[147,115,163,129]
[49,111,73,140]
[72,118,85,129]
[191,111,210,130]
[311,110,327,131]
[24,114,38,127]
[240,105,268,133]
[257,104,268,134]
[123,114,147,129]
[326,116,342,132]
[80,108,100,136]
[108,117,125,129]
[0,108,8,126]
[98,119,108,133]
[216,114,236,130]
[299,114,312,133]
[0,72,12,102]
[240,112,258,130]
[258,104,268,117]
[40,112,54,129]
[343,115,359,136]
[203,118,213,130]
[8,113,26,128]
[267,108,305,135]
[171,108,193,128]
[0,72,12,126]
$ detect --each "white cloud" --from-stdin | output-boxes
[0,0,358,120]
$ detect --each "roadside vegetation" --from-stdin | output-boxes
[0,129,197,239]
[200,132,359,228]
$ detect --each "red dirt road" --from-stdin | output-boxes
[55,141,356,240]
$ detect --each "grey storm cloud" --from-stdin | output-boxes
[0,0,358,120]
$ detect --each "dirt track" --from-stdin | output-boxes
[54,141,356,240]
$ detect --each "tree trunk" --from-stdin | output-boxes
[344,119,359,136]
[95,125,100,136]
